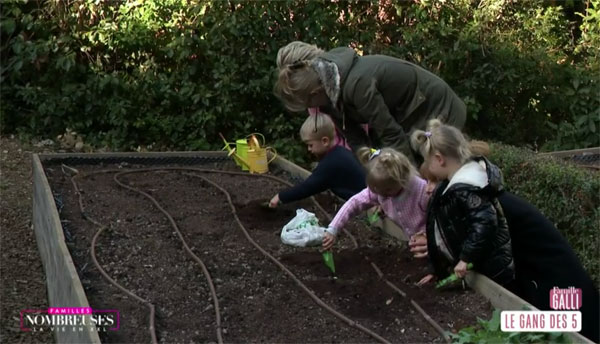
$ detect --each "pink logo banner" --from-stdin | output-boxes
[20,309,119,332]
[550,287,582,310]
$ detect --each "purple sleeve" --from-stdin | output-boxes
[327,188,378,235]
[418,178,431,213]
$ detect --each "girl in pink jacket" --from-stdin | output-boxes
[322,148,430,250]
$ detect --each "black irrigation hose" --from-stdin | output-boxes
[74,167,366,342]
[315,199,451,343]
[112,167,390,343]
[182,171,392,344]
[69,173,159,344]
[69,166,448,343]
[113,171,224,344]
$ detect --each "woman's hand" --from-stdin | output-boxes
[409,231,428,258]
[417,274,434,286]
[269,194,280,208]
[454,260,469,278]
[322,231,336,250]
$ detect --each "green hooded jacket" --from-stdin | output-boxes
[319,47,466,161]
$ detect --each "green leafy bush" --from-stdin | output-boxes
[489,143,599,285]
[1,0,598,159]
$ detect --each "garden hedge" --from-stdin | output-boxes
[489,143,599,285]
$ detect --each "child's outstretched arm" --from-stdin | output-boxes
[272,160,335,207]
[323,188,378,248]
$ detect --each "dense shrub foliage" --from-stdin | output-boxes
[1,0,598,158]
[490,143,599,285]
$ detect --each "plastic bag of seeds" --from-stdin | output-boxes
[280,209,325,247]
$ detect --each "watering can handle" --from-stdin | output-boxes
[265,147,277,164]
[246,133,266,147]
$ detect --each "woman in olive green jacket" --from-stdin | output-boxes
[275,41,466,163]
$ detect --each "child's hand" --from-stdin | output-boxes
[425,180,437,196]
[409,231,428,258]
[417,274,434,286]
[269,194,280,208]
[322,232,336,250]
[454,260,469,278]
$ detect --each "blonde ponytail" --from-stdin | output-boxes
[410,130,432,161]
[469,140,490,157]
[410,119,473,164]
[356,147,372,165]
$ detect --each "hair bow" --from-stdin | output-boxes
[369,149,381,161]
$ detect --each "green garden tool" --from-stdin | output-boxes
[435,263,474,289]
[322,251,337,279]
[367,210,380,224]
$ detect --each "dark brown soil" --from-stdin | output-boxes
[44,161,492,343]
[0,137,53,344]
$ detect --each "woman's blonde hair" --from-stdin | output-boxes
[410,119,490,164]
[276,41,324,69]
[356,147,416,191]
[300,114,335,141]
[274,42,325,112]
[274,61,322,112]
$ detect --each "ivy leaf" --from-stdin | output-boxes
[487,310,501,331]
[1,18,16,35]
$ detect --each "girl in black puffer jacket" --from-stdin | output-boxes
[410,119,515,287]
[410,120,599,343]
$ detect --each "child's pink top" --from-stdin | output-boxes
[327,176,429,238]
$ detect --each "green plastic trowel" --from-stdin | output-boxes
[367,211,380,224]
[322,251,337,279]
[435,263,474,289]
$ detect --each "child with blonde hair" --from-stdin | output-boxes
[269,113,365,207]
[408,140,490,257]
[409,119,514,286]
[411,119,599,342]
[322,148,430,250]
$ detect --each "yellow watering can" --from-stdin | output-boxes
[219,133,277,174]
[233,133,265,171]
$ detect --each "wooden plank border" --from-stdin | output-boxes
[32,154,101,344]
[539,147,600,158]
[38,150,227,160]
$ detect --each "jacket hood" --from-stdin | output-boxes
[319,47,357,92]
[310,59,340,106]
[444,156,504,194]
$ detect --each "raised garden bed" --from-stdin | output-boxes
[543,147,600,170]
[38,152,588,343]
